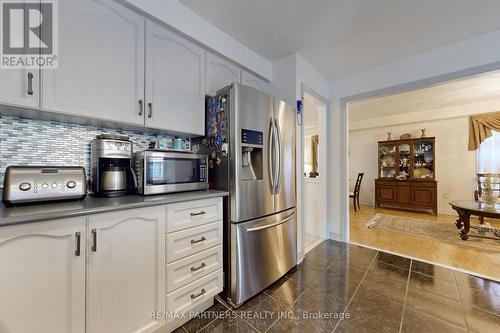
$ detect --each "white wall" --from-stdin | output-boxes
[329,29,500,240]
[349,116,476,215]
[124,0,272,80]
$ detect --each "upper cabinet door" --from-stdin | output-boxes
[0,218,86,333]
[145,21,206,135]
[205,51,240,96]
[0,69,40,109]
[241,69,271,95]
[41,0,145,125]
[87,206,166,333]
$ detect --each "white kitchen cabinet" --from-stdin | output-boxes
[145,21,206,135]
[0,218,86,333]
[205,51,241,96]
[0,69,40,109]
[41,0,145,126]
[241,69,271,94]
[87,206,166,333]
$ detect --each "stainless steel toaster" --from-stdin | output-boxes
[2,166,87,205]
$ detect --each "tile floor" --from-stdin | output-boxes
[174,240,500,333]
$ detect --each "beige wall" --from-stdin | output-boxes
[349,116,476,215]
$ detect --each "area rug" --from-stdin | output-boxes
[366,214,500,253]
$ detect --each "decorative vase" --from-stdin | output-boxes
[421,129,427,138]
[387,132,392,140]
[482,177,498,206]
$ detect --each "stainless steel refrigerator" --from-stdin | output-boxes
[199,83,297,307]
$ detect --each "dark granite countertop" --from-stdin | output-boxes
[0,190,228,227]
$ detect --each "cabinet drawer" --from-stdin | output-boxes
[166,198,222,233]
[166,245,222,293]
[166,222,222,263]
[166,269,223,319]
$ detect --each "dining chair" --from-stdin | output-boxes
[474,173,500,224]
[350,173,364,212]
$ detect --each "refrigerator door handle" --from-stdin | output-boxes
[268,118,275,193]
[245,212,295,232]
[273,118,282,194]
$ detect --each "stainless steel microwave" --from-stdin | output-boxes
[134,150,209,195]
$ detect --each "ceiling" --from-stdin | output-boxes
[348,71,500,121]
[180,0,500,80]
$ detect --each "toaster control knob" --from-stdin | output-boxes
[19,182,31,191]
[66,181,77,189]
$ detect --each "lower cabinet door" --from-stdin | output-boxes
[0,218,86,333]
[397,186,411,204]
[378,186,397,202]
[87,207,166,333]
[412,187,435,208]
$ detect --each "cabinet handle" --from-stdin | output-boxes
[27,72,33,95]
[91,228,97,252]
[138,99,143,116]
[191,262,206,272]
[147,102,152,118]
[190,211,206,217]
[75,232,81,256]
[190,288,206,300]
[191,236,206,244]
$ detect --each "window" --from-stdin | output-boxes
[477,130,500,173]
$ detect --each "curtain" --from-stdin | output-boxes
[468,111,500,150]
[477,130,500,173]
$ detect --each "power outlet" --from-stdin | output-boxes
[443,193,449,199]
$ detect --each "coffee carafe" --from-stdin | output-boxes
[91,135,137,197]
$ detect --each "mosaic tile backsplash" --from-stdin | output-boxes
[0,115,160,188]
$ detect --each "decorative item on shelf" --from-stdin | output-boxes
[420,128,427,138]
[482,177,498,206]
[400,133,412,140]
[387,132,392,140]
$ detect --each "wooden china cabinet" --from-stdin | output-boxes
[375,137,437,215]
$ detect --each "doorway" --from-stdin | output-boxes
[301,88,328,254]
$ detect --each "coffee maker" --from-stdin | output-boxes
[91,135,137,197]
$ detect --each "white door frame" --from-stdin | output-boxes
[299,84,329,257]
[338,61,500,242]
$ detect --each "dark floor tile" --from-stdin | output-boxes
[375,251,411,269]
[183,302,230,333]
[197,315,258,333]
[408,271,459,300]
[335,311,400,333]
[291,289,349,332]
[410,261,455,282]
[233,293,287,332]
[337,244,377,269]
[267,313,330,333]
[310,277,359,304]
[405,289,466,327]
[358,273,408,303]
[454,271,500,297]
[172,327,187,333]
[368,261,410,284]
[308,240,346,258]
[464,305,500,333]
[301,252,334,271]
[324,263,367,285]
[266,276,308,306]
[401,307,467,333]
[458,284,500,315]
[344,288,404,333]
[286,263,324,287]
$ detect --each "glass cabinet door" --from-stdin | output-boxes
[413,140,434,179]
[379,143,397,178]
[397,143,410,180]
